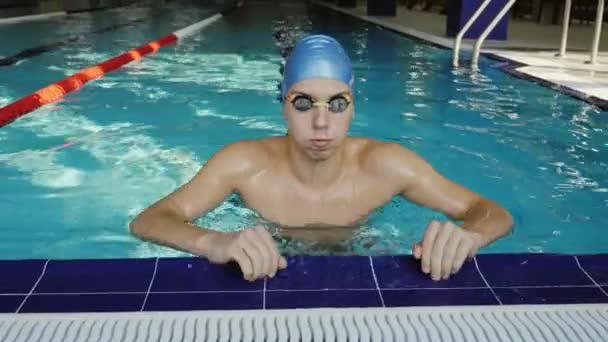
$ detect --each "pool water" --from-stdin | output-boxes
[0,1,606,260]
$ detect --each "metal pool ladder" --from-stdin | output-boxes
[1,304,608,341]
[452,0,517,69]
[452,0,606,68]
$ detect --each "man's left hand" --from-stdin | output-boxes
[412,220,483,281]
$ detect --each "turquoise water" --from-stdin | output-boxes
[0,1,606,259]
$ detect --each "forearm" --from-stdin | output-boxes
[129,210,217,257]
[459,198,514,247]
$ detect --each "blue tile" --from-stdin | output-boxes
[382,288,499,306]
[576,254,608,285]
[266,256,375,290]
[151,258,263,292]
[144,292,262,311]
[494,287,608,305]
[266,290,382,309]
[0,260,46,294]
[19,294,145,313]
[475,254,592,287]
[0,296,24,313]
[372,256,484,289]
[34,259,156,294]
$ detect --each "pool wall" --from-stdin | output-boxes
[1,254,607,313]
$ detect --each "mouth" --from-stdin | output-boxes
[310,138,332,149]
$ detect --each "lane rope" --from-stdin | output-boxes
[0,12,224,128]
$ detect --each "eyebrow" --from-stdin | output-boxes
[291,91,351,98]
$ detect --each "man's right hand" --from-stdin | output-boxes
[200,226,288,281]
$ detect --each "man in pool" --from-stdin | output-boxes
[130,34,513,282]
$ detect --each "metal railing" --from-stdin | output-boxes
[451,0,517,69]
[557,0,572,57]
[453,0,605,68]
[471,0,517,68]
[558,0,604,64]
[588,0,605,64]
[452,0,491,67]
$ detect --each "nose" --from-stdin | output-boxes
[312,106,329,129]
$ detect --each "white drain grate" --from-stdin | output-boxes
[1,304,607,341]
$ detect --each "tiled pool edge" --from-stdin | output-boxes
[1,253,607,313]
[311,1,608,110]
[484,52,608,110]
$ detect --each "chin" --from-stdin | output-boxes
[306,148,334,161]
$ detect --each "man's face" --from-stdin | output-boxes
[282,78,354,161]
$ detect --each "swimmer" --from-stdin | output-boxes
[130,34,513,281]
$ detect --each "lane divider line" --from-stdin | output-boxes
[0,11,67,25]
[0,12,223,128]
[0,18,146,67]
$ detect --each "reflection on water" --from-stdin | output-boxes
[0,1,607,259]
[193,193,419,256]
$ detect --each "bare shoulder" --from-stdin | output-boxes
[353,138,431,178]
[204,138,278,179]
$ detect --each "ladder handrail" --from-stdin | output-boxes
[588,0,605,65]
[452,0,492,67]
[557,0,572,57]
[471,0,517,69]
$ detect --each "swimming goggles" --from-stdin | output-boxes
[286,92,352,113]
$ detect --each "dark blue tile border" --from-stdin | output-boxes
[20,294,145,313]
[475,254,593,287]
[144,292,263,311]
[0,259,46,294]
[382,288,499,306]
[0,296,25,313]
[576,254,608,286]
[34,258,156,294]
[372,256,485,289]
[266,289,382,309]
[0,253,606,313]
[267,256,376,290]
[151,257,263,292]
[494,287,608,305]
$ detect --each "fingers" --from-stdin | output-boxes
[441,230,461,280]
[231,246,254,281]
[239,234,264,281]
[279,256,288,269]
[421,220,440,274]
[412,243,422,259]
[418,221,479,281]
[453,238,472,274]
[430,222,453,281]
[253,226,281,278]
[233,227,287,281]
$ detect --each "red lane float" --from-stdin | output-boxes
[0,10,225,128]
[0,34,177,128]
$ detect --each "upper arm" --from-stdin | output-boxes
[374,143,482,220]
[139,140,261,222]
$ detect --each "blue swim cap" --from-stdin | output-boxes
[281,34,354,100]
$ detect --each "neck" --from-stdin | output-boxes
[286,137,346,188]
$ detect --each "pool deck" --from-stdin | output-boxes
[1,254,607,313]
[313,1,608,109]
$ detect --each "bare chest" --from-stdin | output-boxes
[238,173,396,229]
